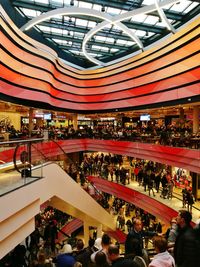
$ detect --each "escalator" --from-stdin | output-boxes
[0,163,115,259]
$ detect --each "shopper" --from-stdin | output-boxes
[149,236,175,267]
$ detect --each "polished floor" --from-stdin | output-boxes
[127,180,200,224]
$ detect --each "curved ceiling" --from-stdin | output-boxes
[8,0,200,68]
[1,4,200,113]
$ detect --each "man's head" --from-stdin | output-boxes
[176,210,192,228]
[133,219,142,232]
[108,244,120,262]
[101,234,111,247]
[95,251,108,266]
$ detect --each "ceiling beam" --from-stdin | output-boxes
[13,0,185,22]
[43,32,131,50]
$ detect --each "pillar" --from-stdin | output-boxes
[28,108,34,137]
[72,113,78,130]
[84,222,90,246]
[193,106,199,134]
[179,107,185,127]
[96,224,102,238]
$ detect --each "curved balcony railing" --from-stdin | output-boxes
[0,138,199,196]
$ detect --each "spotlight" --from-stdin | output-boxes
[101,5,105,12]
[145,31,149,37]
[70,0,74,6]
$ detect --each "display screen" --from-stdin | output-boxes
[140,114,150,121]
[44,113,52,120]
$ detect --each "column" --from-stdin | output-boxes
[193,106,199,134]
[179,107,184,125]
[96,224,102,238]
[84,222,90,246]
[72,113,78,130]
[28,108,34,137]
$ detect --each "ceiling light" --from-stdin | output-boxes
[101,5,105,12]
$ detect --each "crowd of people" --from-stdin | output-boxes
[66,153,194,206]
[1,172,200,267]
[1,121,200,150]
[0,127,199,266]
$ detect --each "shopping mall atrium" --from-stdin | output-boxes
[0,0,200,265]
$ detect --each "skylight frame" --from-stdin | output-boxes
[13,0,200,67]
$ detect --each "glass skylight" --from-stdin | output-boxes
[110,48,119,53]
[100,47,109,52]
[135,30,146,37]
[74,32,84,37]
[126,41,135,46]
[107,7,121,15]
[52,38,69,44]
[13,0,199,66]
[142,0,156,5]
[37,25,51,32]
[105,37,115,43]
[35,0,49,4]
[21,8,41,18]
[88,21,97,28]
[183,2,199,13]
[92,45,103,50]
[144,15,159,25]
[116,39,127,45]
[92,4,101,11]
[78,1,92,9]
[169,1,191,12]
[76,18,88,27]
[131,14,147,22]
[95,36,107,42]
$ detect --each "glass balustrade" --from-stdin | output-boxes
[0,138,46,196]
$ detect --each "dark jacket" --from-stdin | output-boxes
[125,229,156,257]
[112,257,139,267]
[174,225,199,267]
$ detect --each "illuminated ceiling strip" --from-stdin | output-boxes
[21,7,142,66]
[154,0,176,33]
[82,19,143,66]
[21,0,183,66]
[20,7,113,31]
[83,0,182,65]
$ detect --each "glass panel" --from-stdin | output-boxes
[0,139,45,196]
